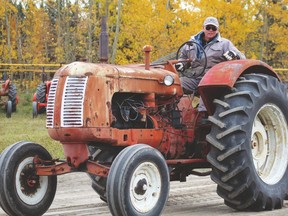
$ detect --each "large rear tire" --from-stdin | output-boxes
[8,83,17,112]
[207,74,288,210]
[36,83,47,114]
[107,144,169,216]
[0,141,57,216]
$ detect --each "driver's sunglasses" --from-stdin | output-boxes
[205,25,217,31]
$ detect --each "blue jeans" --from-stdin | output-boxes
[180,76,206,112]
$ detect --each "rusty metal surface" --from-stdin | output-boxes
[49,61,184,140]
[47,58,206,171]
[48,92,198,160]
[198,59,279,114]
[198,59,278,89]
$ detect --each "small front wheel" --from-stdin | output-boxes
[0,141,57,216]
[32,101,38,118]
[107,144,170,216]
[6,100,12,118]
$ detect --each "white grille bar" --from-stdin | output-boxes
[61,76,87,127]
[46,79,59,128]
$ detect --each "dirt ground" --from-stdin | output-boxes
[0,172,288,216]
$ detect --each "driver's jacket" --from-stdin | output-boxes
[179,31,246,78]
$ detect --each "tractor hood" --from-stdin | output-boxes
[54,61,180,85]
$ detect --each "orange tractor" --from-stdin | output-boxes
[1,44,288,216]
[32,81,51,118]
[0,77,18,118]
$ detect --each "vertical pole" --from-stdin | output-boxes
[41,67,44,83]
[99,16,109,63]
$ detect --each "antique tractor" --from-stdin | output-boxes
[1,45,288,216]
[0,77,18,118]
[32,81,51,118]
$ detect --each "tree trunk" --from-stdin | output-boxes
[88,0,93,62]
[5,6,12,64]
[16,14,24,87]
[111,0,123,64]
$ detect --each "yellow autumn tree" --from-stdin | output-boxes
[0,0,287,67]
[109,0,199,64]
[262,0,288,67]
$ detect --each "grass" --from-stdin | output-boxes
[0,86,64,158]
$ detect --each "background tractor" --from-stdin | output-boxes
[0,77,18,118]
[32,81,51,118]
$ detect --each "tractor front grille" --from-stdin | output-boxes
[46,79,59,128]
[61,76,87,127]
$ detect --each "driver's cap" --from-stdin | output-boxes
[203,17,219,28]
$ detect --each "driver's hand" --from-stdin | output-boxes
[223,51,240,60]
[175,62,185,72]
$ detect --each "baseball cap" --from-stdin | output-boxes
[203,17,219,28]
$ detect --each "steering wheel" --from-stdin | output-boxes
[176,41,207,78]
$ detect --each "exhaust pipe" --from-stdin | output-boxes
[143,45,152,70]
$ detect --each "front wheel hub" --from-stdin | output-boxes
[20,164,39,194]
[130,162,161,213]
[134,178,148,195]
[16,157,49,205]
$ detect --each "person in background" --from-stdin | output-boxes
[176,16,246,112]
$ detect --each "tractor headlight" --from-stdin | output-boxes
[164,75,174,86]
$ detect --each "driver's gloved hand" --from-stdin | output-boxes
[223,51,240,60]
[175,62,185,72]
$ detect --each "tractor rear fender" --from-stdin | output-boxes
[1,79,11,95]
[198,59,280,115]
